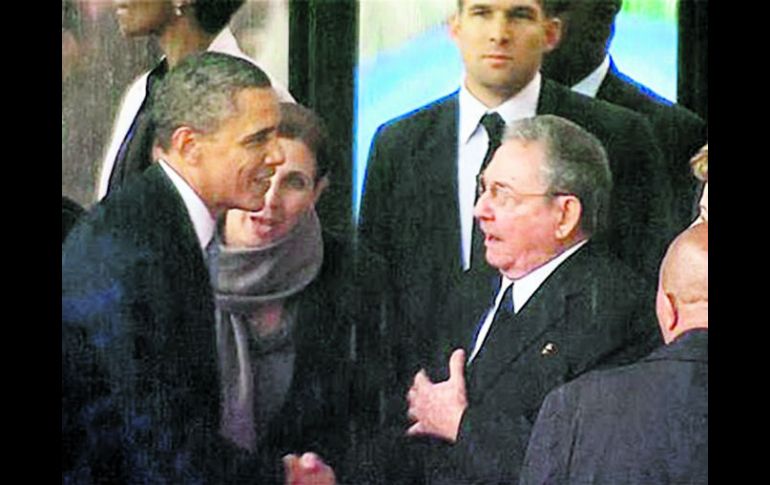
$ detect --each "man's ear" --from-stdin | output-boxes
[655,286,677,343]
[543,17,563,53]
[313,175,330,205]
[664,292,679,335]
[554,195,582,240]
[449,13,461,43]
[170,126,199,163]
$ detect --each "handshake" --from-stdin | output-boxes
[283,452,336,485]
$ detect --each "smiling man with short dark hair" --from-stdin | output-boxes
[62,52,284,483]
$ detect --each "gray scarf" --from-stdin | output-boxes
[210,209,323,450]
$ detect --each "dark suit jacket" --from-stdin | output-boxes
[597,63,707,228]
[359,78,673,405]
[520,329,708,485]
[62,195,85,244]
[416,242,663,485]
[62,165,228,483]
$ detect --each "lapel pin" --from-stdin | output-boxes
[541,342,557,356]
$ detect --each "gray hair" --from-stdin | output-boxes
[152,52,272,150]
[504,115,612,236]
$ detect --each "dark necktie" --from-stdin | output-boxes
[478,112,506,175]
[469,281,514,363]
[470,112,506,270]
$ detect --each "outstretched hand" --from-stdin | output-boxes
[283,452,336,485]
[406,348,468,442]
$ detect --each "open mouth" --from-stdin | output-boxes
[249,214,280,227]
[484,233,501,245]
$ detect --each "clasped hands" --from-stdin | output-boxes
[406,348,468,443]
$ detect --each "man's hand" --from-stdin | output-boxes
[283,452,336,485]
[406,348,468,442]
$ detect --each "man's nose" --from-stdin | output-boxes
[266,138,285,167]
[264,180,282,209]
[474,190,493,220]
[489,13,510,44]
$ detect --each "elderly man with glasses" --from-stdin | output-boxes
[402,114,663,485]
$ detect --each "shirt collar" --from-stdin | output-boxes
[208,27,241,54]
[458,72,542,144]
[571,55,611,98]
[502,239,588,313]
[158,159,216,251]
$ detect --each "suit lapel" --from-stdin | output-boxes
[596,66,627,104]
[423,94,461,262]
[536,77,567,116]
[467,246,591,395]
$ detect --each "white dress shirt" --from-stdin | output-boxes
[158,159,216,252]
[571,55,611,98]
[468,239,588,363]
[457,73,541,270]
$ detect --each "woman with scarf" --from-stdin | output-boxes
[209,103,353,484]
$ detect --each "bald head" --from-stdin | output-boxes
[661,222,708,303]
[656,222,708,342]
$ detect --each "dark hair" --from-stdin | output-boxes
[457,0,574,16]
[548,0,622,19]
[194,0,246,34]
[504,115,612,236]
[153,52,272,149]
[278,103,332,181]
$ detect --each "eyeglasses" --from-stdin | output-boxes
[476,174,571,209]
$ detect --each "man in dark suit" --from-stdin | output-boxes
[541,0,707,228]
[62,52,284,483]
[520,221,708,485]
[359,0,673,406]
[405,115,662,485]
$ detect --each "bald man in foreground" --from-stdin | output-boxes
[519,222,708,485]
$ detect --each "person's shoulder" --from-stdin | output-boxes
[542,77,652,135]
[550,356,652,407]
[604,70,705,128]
[375,91,459,138]
[564,241,646,288]
[62,196,85,224]
[70,167,180,251]
[550,242,655,325]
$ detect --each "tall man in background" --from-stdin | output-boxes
[542,0,707,228]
